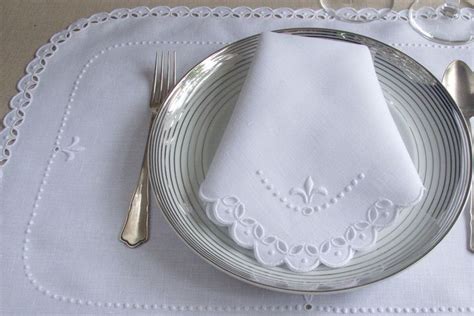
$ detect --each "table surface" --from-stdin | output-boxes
[0,0,441,121]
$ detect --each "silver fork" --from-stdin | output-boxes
[120,51,177,248]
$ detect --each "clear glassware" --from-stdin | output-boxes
[320,0,395,22]
[408,0,473,45]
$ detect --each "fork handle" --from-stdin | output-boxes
[120,118,154,248]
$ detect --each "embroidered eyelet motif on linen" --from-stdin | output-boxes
[199,185,424,272]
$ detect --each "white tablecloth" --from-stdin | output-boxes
[1,6,473,315]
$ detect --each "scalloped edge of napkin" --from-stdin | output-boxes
[199,187,424,272]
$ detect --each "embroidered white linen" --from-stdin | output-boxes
[2,6,473,315]
[199,32,424,272]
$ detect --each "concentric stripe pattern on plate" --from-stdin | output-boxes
[148,29,470,293]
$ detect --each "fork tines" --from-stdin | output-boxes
[151,51,177,107]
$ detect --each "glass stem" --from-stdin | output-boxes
[440,0,461,18]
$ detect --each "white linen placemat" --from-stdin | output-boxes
[1,6,473,315]
[199,31,424,272]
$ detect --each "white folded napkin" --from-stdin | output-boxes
[199,32,424,272]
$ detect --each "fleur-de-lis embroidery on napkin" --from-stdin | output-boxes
[55,136,85,161]
[289,176,328,204]
[256,170,365,216]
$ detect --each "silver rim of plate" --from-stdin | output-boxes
[149,28,471,294]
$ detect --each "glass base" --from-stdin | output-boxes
[408,1,473,45]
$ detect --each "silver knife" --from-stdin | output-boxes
[442,60,474,252]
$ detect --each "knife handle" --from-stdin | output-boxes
[469,118,474,252]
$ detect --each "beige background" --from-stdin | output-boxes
[0,0,445,119]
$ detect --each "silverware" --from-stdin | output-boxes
[120,51,177,248]
[442,60,474,252]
